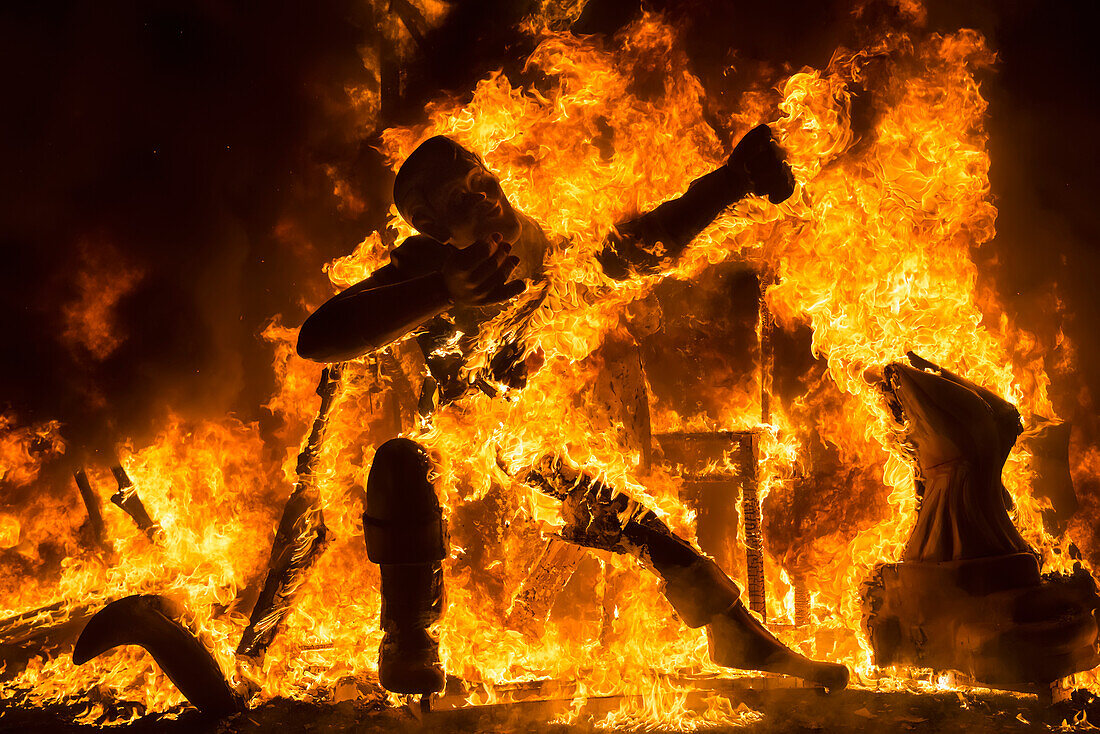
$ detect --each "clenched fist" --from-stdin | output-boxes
[727,124,796,204]
[442,237,526,307]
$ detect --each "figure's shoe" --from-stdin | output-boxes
[706,601,850,692]
[378,628,445,695]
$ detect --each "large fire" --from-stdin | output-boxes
[1,5,1097,730]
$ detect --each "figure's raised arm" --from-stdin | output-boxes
[598,124,794,280]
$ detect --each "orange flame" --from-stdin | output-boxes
[2,5,1097,728]
[60,239,144,362]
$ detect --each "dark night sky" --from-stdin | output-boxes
[1,0,1098,457]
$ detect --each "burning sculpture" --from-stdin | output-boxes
[67,124,849,711]
[863,353,1100,689]
[3,6,1100,730]
[294,125,850,696]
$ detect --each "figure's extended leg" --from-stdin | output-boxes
[528,460,849,691]
[364,438,448,695]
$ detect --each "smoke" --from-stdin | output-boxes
[932,1,1100,563]
[0,1,381,458]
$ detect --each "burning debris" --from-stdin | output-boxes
[72,469,109,555]
[236,364,344,664]
[863,353,1100,691]
[108,466,164,546]
[2,2,1100,731]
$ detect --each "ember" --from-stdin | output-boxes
[3,1,1100,732]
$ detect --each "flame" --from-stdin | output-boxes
[60,239,144,362]
[2,3,1098,728]
[0,514,20,549]
[0,415,65,488]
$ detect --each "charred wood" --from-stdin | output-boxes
[73,468,109,554]
[109,466,164,544]
[598,562,632,649]
[754,275,772,618]
[593,338,652,470]
[505,538,587,636]
[793,576,811,628]
[741,477,767,621]
[654,431,753,583]
[235,364,343,662]
[0,601,99,649]
[758,275,775,426]
[389,0,429,51]
[0,601,101,681]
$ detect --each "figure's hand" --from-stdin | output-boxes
[727,124,795,204]
[441,238,526,306]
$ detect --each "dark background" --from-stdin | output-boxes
[1,0,1097,456]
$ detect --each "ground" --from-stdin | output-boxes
[3,686,1098,733]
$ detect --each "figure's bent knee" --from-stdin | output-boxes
[368,438,436,513]
[364,438,447,564]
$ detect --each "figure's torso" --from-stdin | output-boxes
[392,213,551,407]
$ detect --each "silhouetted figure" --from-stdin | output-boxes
[298,128,849,694]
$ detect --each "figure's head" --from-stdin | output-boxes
[393,136,522,249]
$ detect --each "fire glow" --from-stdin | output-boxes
[1,6,1098,731]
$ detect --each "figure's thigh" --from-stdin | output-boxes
[364,438,448,564]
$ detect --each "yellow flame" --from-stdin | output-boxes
[1,6,1097,727]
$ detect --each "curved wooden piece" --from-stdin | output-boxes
[73,594,240,716]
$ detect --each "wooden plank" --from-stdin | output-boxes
[505,538,587,636]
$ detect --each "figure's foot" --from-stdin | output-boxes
[73,594,243,715]
[706,601,849,692]
[378,629,446,695]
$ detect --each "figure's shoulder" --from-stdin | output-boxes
[390,235,452,277]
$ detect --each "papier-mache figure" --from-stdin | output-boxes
[296,126,850,695]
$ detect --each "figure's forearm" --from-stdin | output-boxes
[598,163,750,279]
[634,164,751,250]
[297,273,452,362]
